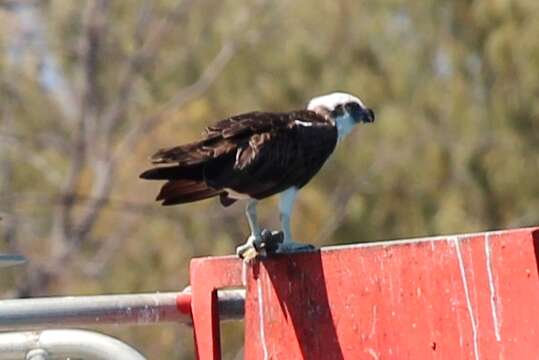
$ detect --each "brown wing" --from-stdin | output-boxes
[147,112,281,165]
[140,110,337,206]
[202,110,338,199]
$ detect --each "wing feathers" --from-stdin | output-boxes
[150,142,207,165]
[140,110,337,207]
[150,141,237,166]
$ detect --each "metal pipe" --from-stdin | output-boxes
[217,288,245,320]
[0,254,26,267]
[0,329,145,360]
[0,289,245,330]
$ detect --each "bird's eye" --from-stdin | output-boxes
[345,102,363,119]
[345,102,361,115]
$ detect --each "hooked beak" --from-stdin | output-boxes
[361,108,375,123]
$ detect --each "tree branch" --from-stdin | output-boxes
[113,40,237,163]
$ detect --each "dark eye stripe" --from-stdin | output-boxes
[345,102,360,112]
[345,102,362,117]
[332,104,345,117]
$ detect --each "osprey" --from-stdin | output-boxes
[140,92,374,260]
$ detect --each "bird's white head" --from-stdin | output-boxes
[307,92,375,141]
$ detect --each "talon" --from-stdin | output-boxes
[237,245,258,261]
[260,230,284,254]
[236,229,286,260]
[236,235,260,261]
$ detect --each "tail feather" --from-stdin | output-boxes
[140,145,233,206]
[157,180,207,201]
[139,164,203,181]
[157,179,221,206]
[162,188,220,206]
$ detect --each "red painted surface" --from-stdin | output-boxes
[244,227,539,359]
[176,291,192,316]
[189,226,539,359]
[190,256,244,360]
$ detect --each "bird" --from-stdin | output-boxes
[140,92,375,260]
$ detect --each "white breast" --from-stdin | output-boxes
[335,113,356,141]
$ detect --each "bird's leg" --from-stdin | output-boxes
[236,199,264,260]
[276,187,316,254]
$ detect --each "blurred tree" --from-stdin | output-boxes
[0,0,538,358]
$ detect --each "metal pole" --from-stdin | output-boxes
[0,329,145,360]
[0,254,26,267]
[0,289,244,330]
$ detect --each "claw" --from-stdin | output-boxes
[236,230,284,261]
[260,229,284,254]
[236,235,260,261]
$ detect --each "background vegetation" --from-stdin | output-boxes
[0,0,538,358]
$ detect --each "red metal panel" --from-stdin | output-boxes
[243,227,539,359]
[190,256,244,360]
